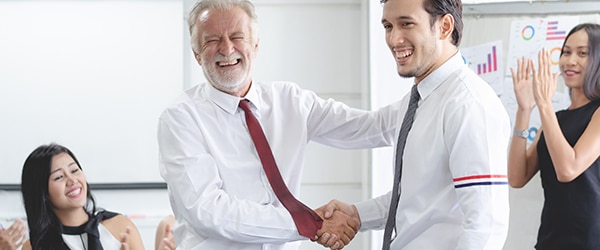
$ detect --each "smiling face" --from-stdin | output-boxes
[193,6,258,97]
[48,152,87,212]
[381,0,453,83]
[560,29,589,89]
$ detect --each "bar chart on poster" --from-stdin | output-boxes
[461,15,591,144]
[0,0,184,185]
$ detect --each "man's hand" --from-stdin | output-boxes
[314,199,361,250]
[318,199,361,228]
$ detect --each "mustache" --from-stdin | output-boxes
[214,52,243,63]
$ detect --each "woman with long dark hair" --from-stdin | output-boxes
[21,143,144,249]
[509,23,600,249]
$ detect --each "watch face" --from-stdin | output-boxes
[515,129,528,138]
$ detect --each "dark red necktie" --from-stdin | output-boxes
[238,99,323,238]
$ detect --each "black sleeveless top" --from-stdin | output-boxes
[60,210,119,250]
[535,101,600,250]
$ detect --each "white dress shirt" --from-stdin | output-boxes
[356,52,510,250]
[158,81,400,249]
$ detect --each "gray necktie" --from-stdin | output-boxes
[382,84,420,250]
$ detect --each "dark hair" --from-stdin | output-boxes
[560,23,600,101]
[21,143,97,250]
[380,0,463,46]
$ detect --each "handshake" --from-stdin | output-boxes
[312,200,361,250]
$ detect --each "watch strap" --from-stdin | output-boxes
[513,128,528,139]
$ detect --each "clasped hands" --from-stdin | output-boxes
[312,199,361,250]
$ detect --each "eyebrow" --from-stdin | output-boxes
[50,162,77,174]
[563,45,589,50]
[382,15,414,24]
[203,34,220,40]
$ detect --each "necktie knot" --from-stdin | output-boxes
[239,99,251,113]
[410,84,420,104]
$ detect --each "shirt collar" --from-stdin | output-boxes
[206,82,262,114]
[416,51,463,100]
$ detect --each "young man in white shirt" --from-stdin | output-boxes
[319,0,510,249]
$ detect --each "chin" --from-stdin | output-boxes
[216,82,245,93]
[398,70,416,78]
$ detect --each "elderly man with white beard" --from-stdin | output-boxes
[156,0,404,250]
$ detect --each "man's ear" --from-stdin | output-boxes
[439,13,454,41]
[254,38,260,54]
[193,50,202,65]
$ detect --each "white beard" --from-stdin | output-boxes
[201,52,250,93]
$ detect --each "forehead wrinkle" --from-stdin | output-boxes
[200,8,248,29]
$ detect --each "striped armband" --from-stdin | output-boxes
[453,174,508,188]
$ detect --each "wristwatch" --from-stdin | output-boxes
[513,128,529,139]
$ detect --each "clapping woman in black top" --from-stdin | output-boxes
[508,23,600,249]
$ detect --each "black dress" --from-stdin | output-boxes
[535,101,600,250]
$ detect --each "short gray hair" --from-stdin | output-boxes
[188,0,259,53]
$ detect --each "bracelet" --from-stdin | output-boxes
[513,128,529,139]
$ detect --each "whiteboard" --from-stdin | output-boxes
[0,0,184,184]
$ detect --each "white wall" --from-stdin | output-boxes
[0,0,183,185]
